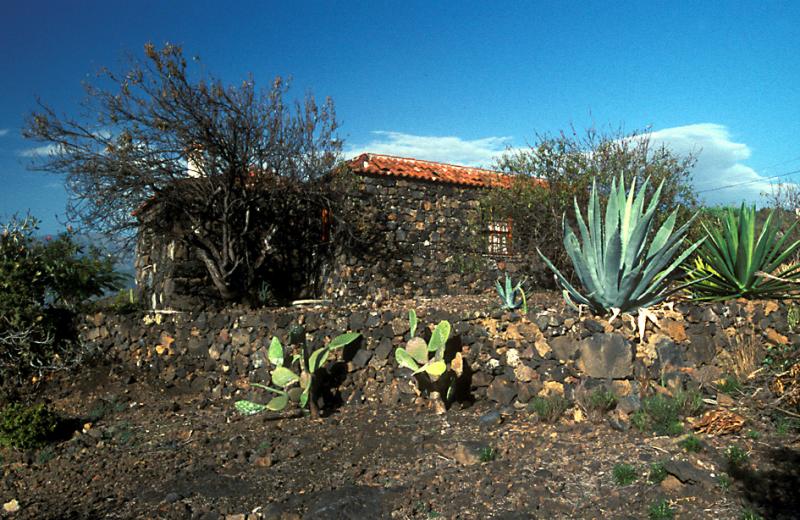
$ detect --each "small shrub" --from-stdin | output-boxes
[648,499,674,520]
[717,374,742,394]
[0,403,60,449]
[746,429,761,440]
[788,303,800,332]
[479,446,497,463]
[580,387,617,419]
[528,395,570,423]
[36,446,55,465]
[741,508,764,520]
[633,390,704,436]
[678,434,703,453]
[612,463,638,486]
[718,474,732,491]
[725,445,749,468]
[648,461,668,484]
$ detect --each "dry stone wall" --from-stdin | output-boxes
[81,297,799,412]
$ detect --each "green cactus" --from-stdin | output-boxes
[235,332,360,419]
[395,311,465,405]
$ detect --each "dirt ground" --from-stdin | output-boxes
[1,362,798,520]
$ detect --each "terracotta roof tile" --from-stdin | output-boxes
[349,153,535,189]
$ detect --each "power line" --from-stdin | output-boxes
[695,168,800,195]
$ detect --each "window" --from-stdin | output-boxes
[487,219,512,256]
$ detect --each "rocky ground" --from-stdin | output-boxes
[2,358,799,520]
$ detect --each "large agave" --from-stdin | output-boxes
[689,204,800,300]
[538,174,703,314]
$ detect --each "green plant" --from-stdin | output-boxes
[718,473,732,491]
[648,499,674,520]
[538,174,702,314]
[741,508,764,520]
[585,387,617,414]
[528,395,570,423]
[648,461,668,484]
[0,215,124,383]
[633,392,699,436]
[612,463,638,486]
[788,303,800,332]
[395,311,464,404]
[725,445,749,467]
[36,446,55,465]
[495,273,528,313]
[689,203,800,300]
[235,332,361,419]
[678,434,703,452]
[108,288,139,313]
[746,429,761,440]
[717,374,742,394]
[479,446,497,462]
[0,403,60,449]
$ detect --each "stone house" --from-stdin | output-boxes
[134,153,546,309]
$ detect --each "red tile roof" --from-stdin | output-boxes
[348,153,528,189]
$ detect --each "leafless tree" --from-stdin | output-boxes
[24,43,341,302]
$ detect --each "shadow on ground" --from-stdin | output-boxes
[733,446,800,520]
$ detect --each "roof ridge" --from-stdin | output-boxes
[357,153,506,175]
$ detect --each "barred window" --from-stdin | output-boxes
[487,219,512,256]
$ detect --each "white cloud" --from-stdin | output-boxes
[0,129,8,137]
[17,144,60,157]
[345,131,511,168]
[647,123,783,206]
[347,124,783,206]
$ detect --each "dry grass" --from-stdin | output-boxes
[729,328,763,382]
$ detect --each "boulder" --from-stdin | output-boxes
[576,333,633,379]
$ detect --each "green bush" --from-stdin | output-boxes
[527,395,570,423]
[0,215,124,383]
[612,463,638,486]
[632,391,704,436]
[648,499,674,520]
[0,402,60,449]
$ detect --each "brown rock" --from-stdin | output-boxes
[538,380,564,397]
[611,379,632,397]
[716,392,735,407]
[660,319,687,342]
[660,475,684,494]
[765,327,789,346]
[434,440,490,466]
[514,363,537,383]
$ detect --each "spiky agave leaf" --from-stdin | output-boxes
[539,173,702,314]
[691,204,800,300]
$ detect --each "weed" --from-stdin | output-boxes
[773,413,800,436]
[788,303,800,332]
[256,440,271,456]
[479,446,497,463]
[648,461,668,484]
[648,499,674,520]
[678,434,703,453]
[633,393,689,436]
[725,445,749,468]
[741,508,764,520]
[583,387,617,415]
[717,374,742,394]
[0,403,60,449]
[718,474,732,491]
[36,447,55,465]
[527,396,570,423]
[612,463,638,486]
[729,329,762,380]
[746,429,760,440]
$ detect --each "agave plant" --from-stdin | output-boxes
[495,273,528,312]
[688,204,800,300]
[235,332,360,419]
[538,174,702,314]
[395,310,464,404]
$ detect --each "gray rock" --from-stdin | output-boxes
[655,336,684,369]
[374,338,393,360]
[479,410,503,429]
[663,459,715,485]
[487,378,517,405]
[550,336,580,362]
[303,485,393,520]
[616,395,642,414]
[576,333,633,379]
[351,348,373,368]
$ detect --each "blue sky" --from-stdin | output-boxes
[2,1,800,233]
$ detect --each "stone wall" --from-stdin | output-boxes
[134,173,550,311]
[323,174,547,301]
[81,296,798,412]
